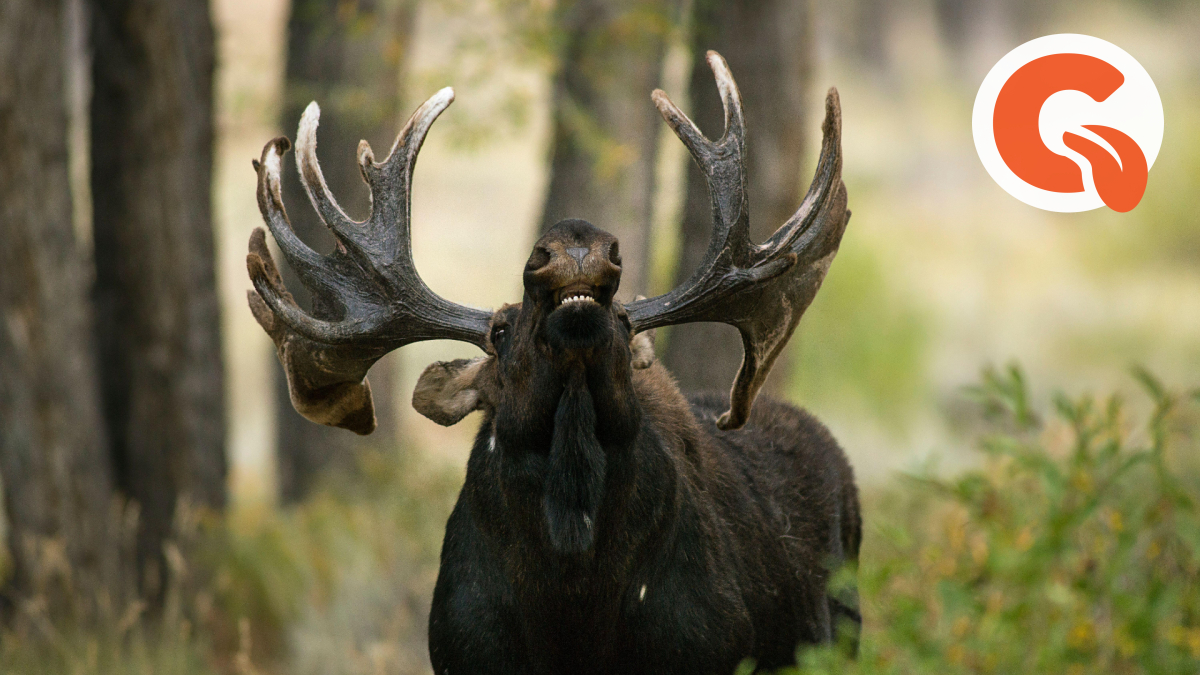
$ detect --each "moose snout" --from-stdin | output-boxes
[523,219,623,307]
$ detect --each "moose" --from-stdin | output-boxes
[247,52,859,674]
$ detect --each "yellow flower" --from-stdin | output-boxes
[1067,620,1095,650]
[1146,539,1161,561]
[1015,527,1034,552]
[947,644,966,665]
[1188,628,1200,659]
[1104,508,1124,533]
[971,534,989,566]
[1114,626,1139,658]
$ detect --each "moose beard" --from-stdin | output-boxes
[544,300,613,352]
[542,370,607,556]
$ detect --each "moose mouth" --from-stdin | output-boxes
[546,283,612,349]
[554,285,602,309]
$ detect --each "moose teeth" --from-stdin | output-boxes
[560,295,597,306]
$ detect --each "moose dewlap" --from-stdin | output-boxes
[247,51,859,674]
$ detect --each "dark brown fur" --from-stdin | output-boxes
[418,220,861,675]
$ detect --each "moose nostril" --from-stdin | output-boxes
[566,247,589,270]
[608,242,621,266]
[526,246,551,271]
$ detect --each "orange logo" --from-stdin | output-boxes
[974,35,1163,213]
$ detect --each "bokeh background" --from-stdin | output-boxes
[2,0,1198,673]
[217,0,1200,494]
[210,0,1200,489]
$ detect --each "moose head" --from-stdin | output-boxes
[246,51,848,440]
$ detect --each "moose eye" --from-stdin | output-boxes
[490,325,508,345]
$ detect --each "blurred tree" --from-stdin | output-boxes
[852,0,890,71]
[90,0,227,600]
[277,0,417,503]
[933,0,1045,82]
[539,0,681,299]
[933,0,973,53]
[0,0,120,617]
[663,0,813,395]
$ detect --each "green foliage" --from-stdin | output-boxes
[199,448,459,673]
[789,230,931,429]
[5,370,1196,674]
[781,366,1200,675]
[416,0,684,150]
[414,0,560,150]
[0,449,459,675]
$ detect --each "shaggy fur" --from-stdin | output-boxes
[419,221,861,675]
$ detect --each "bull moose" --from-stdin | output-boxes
[247,51,859,675]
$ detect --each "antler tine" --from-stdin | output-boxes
[294,87,456,277]
[359,86,453,184]
[295,102,362,243]
[246,228,378,434]
[650,51,751,261]
[761,89,844,258]
[355,87,454,270]
[246,87,492,433]
[256,138,329,286]
[628,55,850,431]
[250,87,490,346]
[249,139,386,345]
[252,137,366,344]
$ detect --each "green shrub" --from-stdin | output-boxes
[5,369,1195,674]
[780,366,1200,675]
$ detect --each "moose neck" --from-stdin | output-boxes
[542,330,642,553]
[495,301,645,565]
[542,367,608,554]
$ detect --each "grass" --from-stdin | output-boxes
[0,448,459,675]
[2,366,1197,674]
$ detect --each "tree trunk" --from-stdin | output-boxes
[933,0,1043,82]
[539,0,679,300]
[90,0,226,599]
[662,0,813,395]
[853,0,890,71]
[0,0,118,619]
[276,0,416,504]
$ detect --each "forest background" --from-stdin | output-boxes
[1,0,1198,673]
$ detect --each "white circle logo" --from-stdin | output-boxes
[972,34,1163,213]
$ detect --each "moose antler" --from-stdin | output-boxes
[627,51,850,431]
[247,87,491,434]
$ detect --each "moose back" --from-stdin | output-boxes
[247,51,859,675]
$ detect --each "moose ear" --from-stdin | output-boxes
[626,296,656,370]
[413,357,489,426]
[630,329,656,369]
